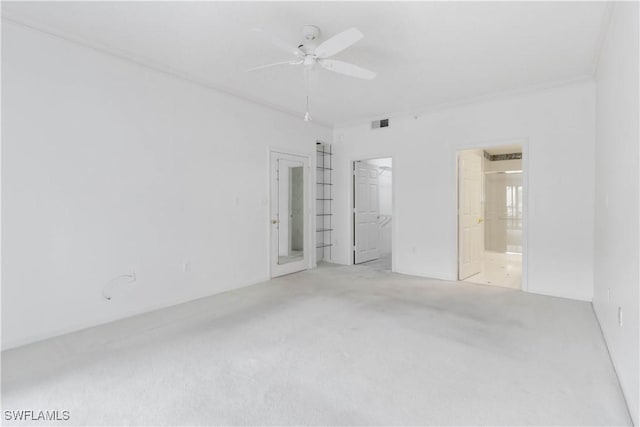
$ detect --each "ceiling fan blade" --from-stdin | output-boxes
[318,59,376,80]
[247,60,302,72]
[314,28,363,58]
[252,28,303,57]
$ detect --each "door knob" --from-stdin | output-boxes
[478,218,484,223]
[272,219,279,224]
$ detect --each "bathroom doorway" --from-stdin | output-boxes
[458,144,524,289]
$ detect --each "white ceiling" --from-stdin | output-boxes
[2,1,608,125]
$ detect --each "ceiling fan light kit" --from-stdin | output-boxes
[250,26,377,121]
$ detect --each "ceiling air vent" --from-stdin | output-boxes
[371,118,389,129]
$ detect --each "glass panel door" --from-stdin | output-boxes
[270,152,309,277]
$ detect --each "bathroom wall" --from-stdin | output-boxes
[484,172,523,253]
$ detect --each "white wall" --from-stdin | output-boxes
[593,3,639,424]
[1,22,331,349]
[333,79,595,301]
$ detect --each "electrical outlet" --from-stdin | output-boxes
[183,262,191,273]
[618,306,623,326]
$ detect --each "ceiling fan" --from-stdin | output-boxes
[249,25,377,121]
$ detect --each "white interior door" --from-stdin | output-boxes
[354,161,380,264]
[458,150,484,279]
[271,152,309,277]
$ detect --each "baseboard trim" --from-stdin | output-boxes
[526,287,593,302]
[592,302,636,426]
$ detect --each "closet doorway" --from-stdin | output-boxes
[352,157,393,271]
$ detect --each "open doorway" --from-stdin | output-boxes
[458,144,524,289]
[352,158,393,271]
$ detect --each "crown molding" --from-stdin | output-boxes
[1,13,334,129]
[2,4,608,132]
[334,74,595,129]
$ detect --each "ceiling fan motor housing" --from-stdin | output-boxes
[302,25,321,41]
[299,25,321,53]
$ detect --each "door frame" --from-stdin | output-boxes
[455,138,529,292]
[349,155,396,270]
[268,148,313,278]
